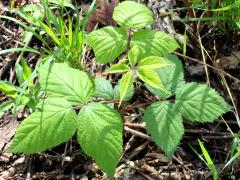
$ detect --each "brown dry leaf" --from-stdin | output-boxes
[87,0,119,32]
[95,72,106,78]
[0,119,19,151]
[12,0,25,8]
[145,153,169,163]
[215,51,240,69]
[13,0,22,8]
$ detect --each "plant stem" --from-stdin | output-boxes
[125,102,151,111]
[173,52,240,83]
[124,126,151,141]
[126,29,132,53]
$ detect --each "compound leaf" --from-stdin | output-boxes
[113,1,153,30]
[175,82,231,122]
[119,71,134,104]
[144,101,184,158]
[10,98,77,153]
[77,102,123,177]
[87,26,128,64]
[131,30,179,59]
[94,78,114,99]
[39,63,95,105]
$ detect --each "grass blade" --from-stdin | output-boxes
[0,100,15,118]
[198,139,218,180]
[224,150,240,169]
[0,48,41,55]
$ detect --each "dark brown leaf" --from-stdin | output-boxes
[87,0,119,32]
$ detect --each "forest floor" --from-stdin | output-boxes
[0,0,240,179]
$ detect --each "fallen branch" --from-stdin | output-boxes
[173,52,240,83]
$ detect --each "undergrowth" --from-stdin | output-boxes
[0,0,237,178]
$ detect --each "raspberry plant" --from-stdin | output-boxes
[9,1,231,177]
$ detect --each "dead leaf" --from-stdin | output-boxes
[87,0,119,32]
[0,119,19,151]
[215,51,240,69]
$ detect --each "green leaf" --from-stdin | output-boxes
[137,56,170,69]
[106,103,115,109]
[48,0,76,10]
[20,58,32,81]
[39,63,95,105]
[81,0,97,31]
[198,140,218,180]
[137,67,166,91]
[131,30,179,59]
[128,45,141,67]
[0,100,15,118]
[113,84,134,101]
[119,71,134,104]
[35,19,61,46]
[16,58,32,86]
[15,63,25,85]
[0,80,19,98]
[0,48,41,55]
[87,26,128,64]
[145,55,184,99]
[77,103,123,177]
[94,78,114,99]
[224,150,240,169]
[193,0,200,6]
[144,102,184,158]
[10,98,77,153]
[183,30,187,56]
[16,4,44,22]
[113,1,153,30]
[15,94,32,110]
[105,63,130,74]
[175,82,231,122]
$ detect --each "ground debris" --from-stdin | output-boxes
[215,51,240,70]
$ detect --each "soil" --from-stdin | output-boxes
[1,0,240,179]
